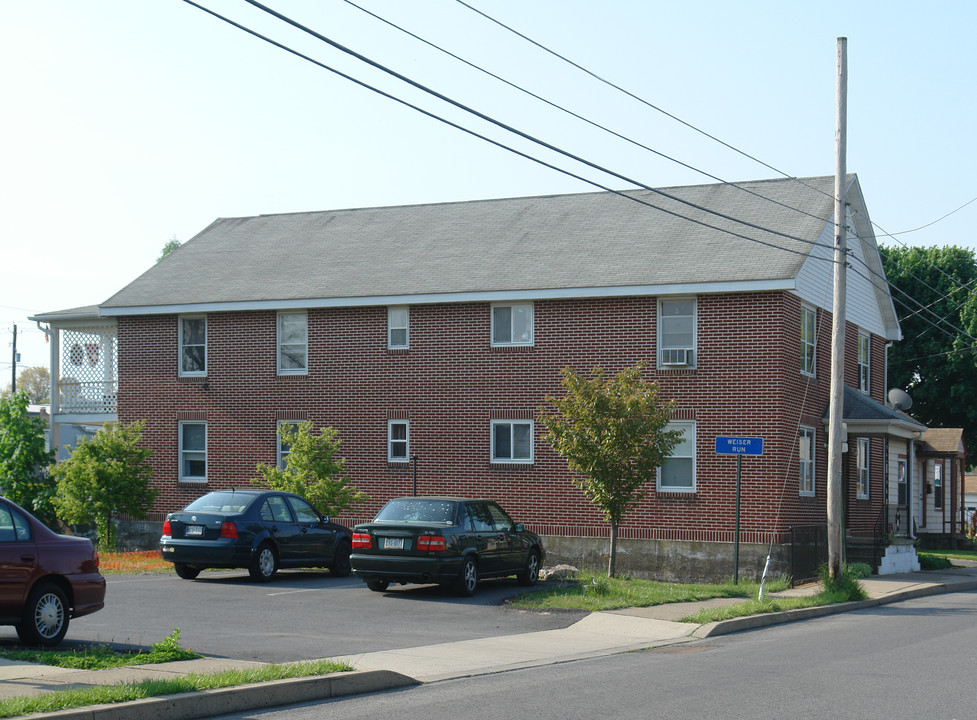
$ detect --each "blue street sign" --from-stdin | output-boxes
[715,437,764,455]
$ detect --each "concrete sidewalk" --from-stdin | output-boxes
[3,564,976,719]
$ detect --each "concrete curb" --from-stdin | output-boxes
[693,577,977,638]
[17,669,418,720]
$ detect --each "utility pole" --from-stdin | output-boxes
[10,324,16,394]
[826,37,848,583]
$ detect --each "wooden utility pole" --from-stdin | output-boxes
[10,324,16,394]
[827,37,848,583]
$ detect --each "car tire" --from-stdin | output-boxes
[331,540,352,577]
[249,543,278,582]
[174,563,201,580]
[455,556,479,597]
[16,583,69,647]
[367,580,389,592]
[517,550,541,586]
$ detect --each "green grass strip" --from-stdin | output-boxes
[0,659,353,718]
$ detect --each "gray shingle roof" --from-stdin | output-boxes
[99,176,843,313]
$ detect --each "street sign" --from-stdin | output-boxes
[715,437,764,455]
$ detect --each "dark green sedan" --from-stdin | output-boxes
[350,497,544,596]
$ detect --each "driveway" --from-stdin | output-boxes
[0,568,583,663]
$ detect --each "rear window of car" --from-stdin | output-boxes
[183,492,254,514]
[374,499,458,525]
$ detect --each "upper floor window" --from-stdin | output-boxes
[800,305,816,376]
[278,311,308,375]
[179,421,207,483]
[388,420,410,462]
[799,426,815,495]
[491,420,533,463]
[491,302,533,346]
[657,421,696,491]
[857,331,870,393]
[856,438,870,499]
[658,298,696,367]
[179,316,207,376]
[388,306,409,349]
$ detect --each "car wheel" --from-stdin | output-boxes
[249,543,278,582]
[331,540,352,577]
[455,556,478,597]
[517,550,541,586]
[367,580,389,592]
[174,563,201,580]
[16,583,69,647]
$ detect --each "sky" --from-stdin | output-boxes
[2,0,976,378]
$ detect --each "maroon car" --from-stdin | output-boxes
[0,497,105,646]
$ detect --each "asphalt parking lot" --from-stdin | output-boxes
[0,568,584,663]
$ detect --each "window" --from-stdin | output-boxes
[858,332,870,393]
[801,305,816,376]
[179,421,207,483]
[0,503,31,542]
[277,311,308,375]
[179,316,206,376]
[261,495,293,523]
[491,420,533,463]
[658,298,695,367]
[799,426,815,495]
[286,495,321,524]
[856,438,870,499]
[658,421,696,491]
[491,302,533,346]
[277,421,300,469]
[897,459,907,505]
[388,420,409,462]
[934,462,943,509]
[388,306,409,349]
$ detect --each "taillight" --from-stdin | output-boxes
[92,550,100,570]
[162,519,171,537]
[352,532,372,549]
[219,521,239,539]
[417,535,446,552]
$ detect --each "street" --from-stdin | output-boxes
[209,590,977,720]
[0,568,583,663]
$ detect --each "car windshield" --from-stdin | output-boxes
[374,499,457,525]
[183,492,254,514]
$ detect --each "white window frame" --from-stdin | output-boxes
[277,311,308,376]
[857,331,870,393]
[657,421,696,492]
[801,305,816,377]
[491,420,533,463]
[856,437,870,499]
[799,426,815,496]
[388,420,410,463]
[388,306,410,349]
[179,420,207,483]
[491,302,534,347]
[179,315,207,377]
[657,297,696,368]
[277,420,301,470]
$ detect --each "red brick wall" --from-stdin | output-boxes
[117,290,882,542]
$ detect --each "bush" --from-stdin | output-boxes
[918,553,953,570]
[847,562,873,579]
[819,564,867,602]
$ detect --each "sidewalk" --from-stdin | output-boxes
[3,564,976,719]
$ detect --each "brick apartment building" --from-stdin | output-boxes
[34,174,938,581]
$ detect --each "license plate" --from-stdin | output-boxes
[383,537,404,550]
[185,525,204,537]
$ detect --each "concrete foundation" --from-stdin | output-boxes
[541,535,791,584]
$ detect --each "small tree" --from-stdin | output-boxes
[539,362,681,576]
[157,235,182,262]
[0,392,57,524]
[51,421,157,550]
[253,422,366,518]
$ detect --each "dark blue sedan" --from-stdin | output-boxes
[159,489,353,582]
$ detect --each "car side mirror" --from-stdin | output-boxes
[322,516,330,524]
[514,523,524,532]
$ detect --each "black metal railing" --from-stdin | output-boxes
[789,524,827,586]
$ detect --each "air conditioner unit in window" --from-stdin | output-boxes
[661,348,693,366]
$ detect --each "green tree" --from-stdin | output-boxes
[11,366,50,404]
[0,392,57,524]
[538,362,681,576]
[157,235,181,262]
[51,421,157,550]
[881,244,977,465]
[253,422,366,517]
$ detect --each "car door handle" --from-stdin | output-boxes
[20,554,35,563]
[301,528,308,534]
